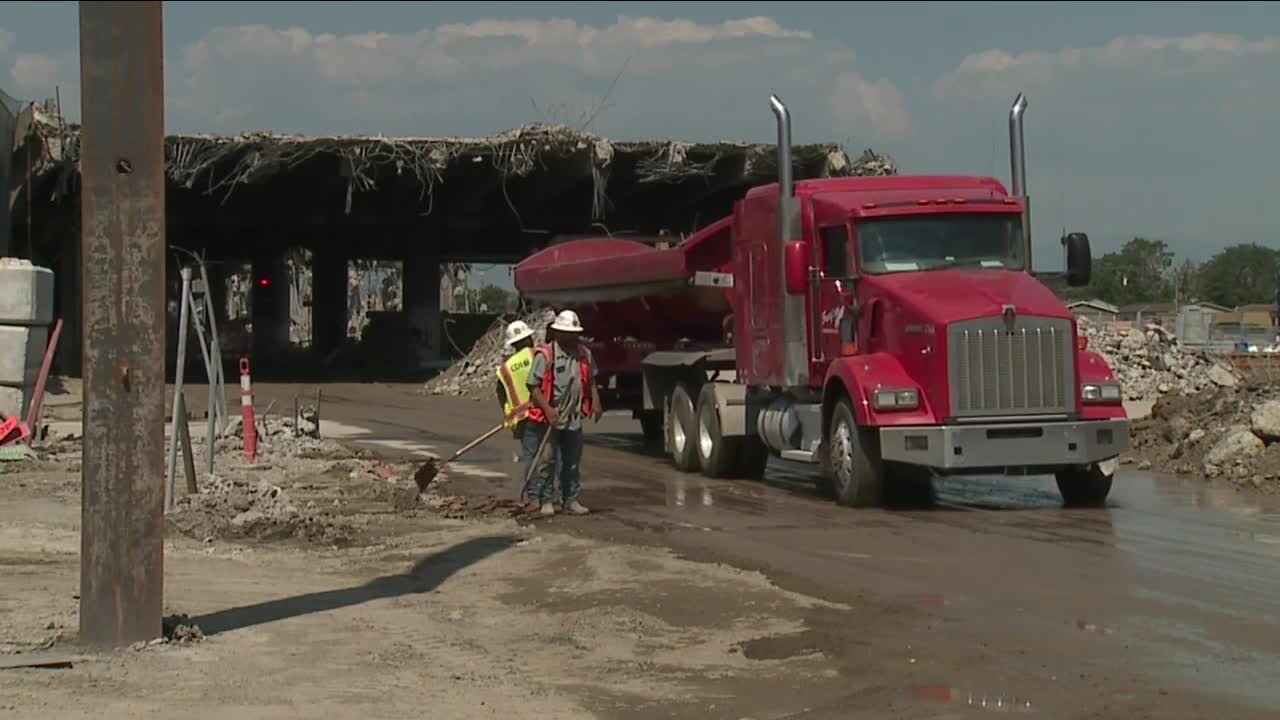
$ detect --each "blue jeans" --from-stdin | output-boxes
[521,422,583,506]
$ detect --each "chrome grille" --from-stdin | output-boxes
[948,315,1074,418]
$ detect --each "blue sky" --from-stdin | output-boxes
[3,1,1279,277]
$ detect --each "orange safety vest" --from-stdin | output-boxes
[525,343,593,425]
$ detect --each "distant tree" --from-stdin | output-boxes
[1085,237,1175,305]
[478,284,515,313]
[1171,258,1202,304]
[1197,243,1280,308]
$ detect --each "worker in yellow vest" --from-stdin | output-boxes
[496,320,538,483]
[496,320,537,430]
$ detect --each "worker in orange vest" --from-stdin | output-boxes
[524,309,602,516]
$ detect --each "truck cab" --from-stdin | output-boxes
[729,95,1129,507]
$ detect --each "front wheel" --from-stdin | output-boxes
[1055,463,1113,508]
[824,398,886,508]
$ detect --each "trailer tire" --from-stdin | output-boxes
[825,398,885,508]
[668,382,701,472]
[1055,464,1113,508]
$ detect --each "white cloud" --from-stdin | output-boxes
[160,15,893,140]
[830,70,911,140]
[931,32,1280,100]
[10,53,59,91]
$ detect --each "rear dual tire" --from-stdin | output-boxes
[695,384,768,480]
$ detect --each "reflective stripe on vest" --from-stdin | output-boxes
[525,343,593,425]
[497,347,534,428]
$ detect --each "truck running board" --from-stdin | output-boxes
[780,449,817,463]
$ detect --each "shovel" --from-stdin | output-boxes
[413,421,508,493]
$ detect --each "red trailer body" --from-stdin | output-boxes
[513,93,1131,510]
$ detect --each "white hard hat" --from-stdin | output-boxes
[503,320,535,349]
[550,309,584,333]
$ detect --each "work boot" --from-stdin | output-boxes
[540,502,556,516]
[565,501,590,515]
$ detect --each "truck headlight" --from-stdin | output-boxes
[1081,382,1122,404]
[873,388,919,410]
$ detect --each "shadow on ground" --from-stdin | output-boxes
[192,535,519,636]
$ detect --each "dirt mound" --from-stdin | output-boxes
[1128,384,1280,490]
[168,475,356,546]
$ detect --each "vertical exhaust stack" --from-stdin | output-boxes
[769,94,808,387]
[1008,93,1032,271]
[770,95,795,201]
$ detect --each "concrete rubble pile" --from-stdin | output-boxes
[425,308,556,400]
[1129,386,1280,491]
[170,472,355,546]
[1078,317,1241,402]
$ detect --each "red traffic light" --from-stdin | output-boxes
[257,277,270,288]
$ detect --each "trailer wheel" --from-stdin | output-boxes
[668,382,701,472]
[825,398,885,508]
[695,384,740,478]
[1055,464,1113,508]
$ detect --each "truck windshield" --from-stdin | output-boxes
[855,213,1025,275]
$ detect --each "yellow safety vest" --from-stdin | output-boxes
[497,347,534,428]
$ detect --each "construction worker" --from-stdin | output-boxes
[525,309,602,516]
[496,320,537,463]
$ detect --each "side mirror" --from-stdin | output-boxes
[1063,232,1091,287]
[784,240,811,295]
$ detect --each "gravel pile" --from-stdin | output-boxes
[1079,317,1242,402]
[425,308,555,400]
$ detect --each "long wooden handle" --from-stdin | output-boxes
[447,422,508,463]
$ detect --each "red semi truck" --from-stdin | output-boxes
[514,93,1130,508]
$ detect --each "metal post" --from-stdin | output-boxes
[78,0,166,647]
[197,259,227,429]
[166,267,193,512]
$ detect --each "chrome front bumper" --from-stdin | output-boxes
[879,419,1130,471]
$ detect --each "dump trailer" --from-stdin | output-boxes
[514,93,1131,508]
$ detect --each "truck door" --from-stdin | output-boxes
[817,224,856,368]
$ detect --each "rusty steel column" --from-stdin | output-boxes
[78,0,167,647]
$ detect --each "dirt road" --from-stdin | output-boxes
[6,380,1279,719]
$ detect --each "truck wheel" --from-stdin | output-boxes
[696,383,740,478]
[638,410,663,448]
[668,382,701,472]
[1055,463,1113,508]
[825,398,885,508]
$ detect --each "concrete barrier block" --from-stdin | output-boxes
[0,385,26,420]
[0,258,55,326]
[0,325,48,386]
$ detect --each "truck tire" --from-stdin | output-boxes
[638,410,663,448]
[668,382,701,472]
[1055,464,1113,508]
[696,383,740,478]
[824,398,885,508]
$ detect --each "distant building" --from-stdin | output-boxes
[1175,301,1230,346]
[1066,299,1119,324]
[1118,303,1177,327]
